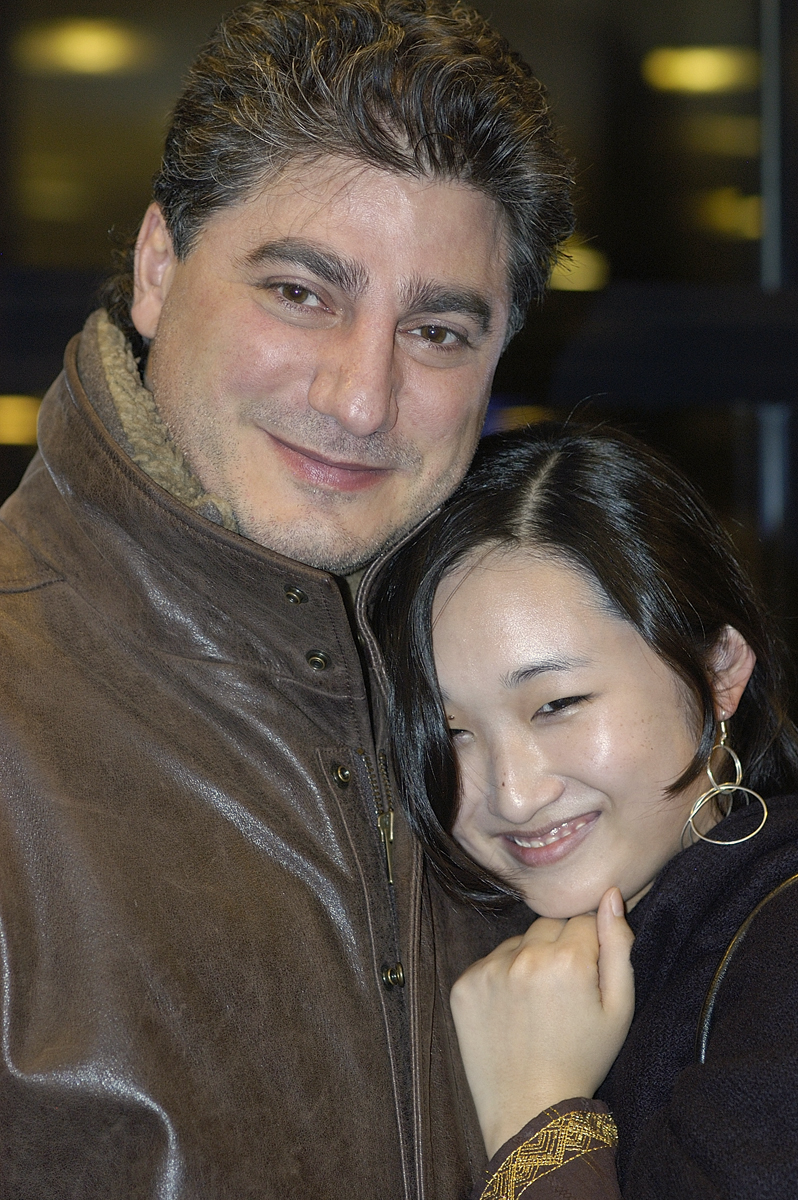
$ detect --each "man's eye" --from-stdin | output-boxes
[416,324,461,346]
[277,283,322,307]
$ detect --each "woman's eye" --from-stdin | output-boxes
[447,727,471,742]
[536,695,587,717]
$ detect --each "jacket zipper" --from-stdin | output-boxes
[357,747,395,885]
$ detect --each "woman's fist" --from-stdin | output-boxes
[450,887,635,1157]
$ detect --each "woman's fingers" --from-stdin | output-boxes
[517,915,570,944]
[457,918,568,981]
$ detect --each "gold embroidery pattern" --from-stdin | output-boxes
[481,1110,618,1200]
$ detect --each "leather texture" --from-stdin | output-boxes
[0,325,527,1198]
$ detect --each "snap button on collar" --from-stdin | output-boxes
[284,586,308,604]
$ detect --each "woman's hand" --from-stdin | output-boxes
[450,887,635,1158]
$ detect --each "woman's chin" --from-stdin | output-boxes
[520,886,613,919]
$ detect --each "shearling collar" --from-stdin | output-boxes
[76,309,239,533]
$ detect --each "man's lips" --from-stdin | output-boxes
[501,811,600,868]
[265,431,395,492]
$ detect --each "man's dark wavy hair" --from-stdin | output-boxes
[101,0,574,358]
[370,424,798,907]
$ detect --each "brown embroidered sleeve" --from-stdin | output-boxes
[472,1099,622,1200]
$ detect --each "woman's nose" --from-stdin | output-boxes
[485,744,565,825]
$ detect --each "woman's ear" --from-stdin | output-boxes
[710,625,756,719]
[130,203,178,340]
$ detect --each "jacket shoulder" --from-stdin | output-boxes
[0,518,61,593]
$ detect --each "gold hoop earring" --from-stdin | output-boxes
[681,720,768,849]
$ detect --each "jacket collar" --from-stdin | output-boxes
[12,319,370,704]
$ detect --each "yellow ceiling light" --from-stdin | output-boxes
[642,46,760,93]
[550,238,610,292]
[13,18,158,76]
[682,114,760,157]
[694,188,762,240]
[17,154,88,223]
[0,396,41,445]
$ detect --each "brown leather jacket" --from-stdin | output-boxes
[0,327,527,1198]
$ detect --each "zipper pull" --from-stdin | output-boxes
[357,747,396,886]
[377,808,394,886]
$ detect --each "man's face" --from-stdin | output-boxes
[132,157,511,573]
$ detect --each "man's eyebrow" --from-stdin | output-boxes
[501,657,590,690]
[400,277,493,335]
[243,237,367,295]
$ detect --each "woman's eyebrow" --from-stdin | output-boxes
[501,656,590,690]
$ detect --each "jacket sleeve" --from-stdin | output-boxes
[620,884,798,1197]
[471,1099,622,1200]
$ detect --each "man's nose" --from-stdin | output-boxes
[307,320,398,437]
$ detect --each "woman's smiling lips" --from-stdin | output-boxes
[265,431,395,492]
[501,811,601,868]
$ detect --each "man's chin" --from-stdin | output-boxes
[231,511,408,576]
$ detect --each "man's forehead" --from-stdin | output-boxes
[214,154,508,253]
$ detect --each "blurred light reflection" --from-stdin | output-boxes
[694,188,762,239]
[0,397,41,445]
[681,115,761,157]
[550,237,610,291]
[642,46,760,94]
[13,18,159,76]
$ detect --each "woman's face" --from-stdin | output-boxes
[432,550,712,917]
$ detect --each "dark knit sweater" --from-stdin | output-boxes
[475,793,798,1199]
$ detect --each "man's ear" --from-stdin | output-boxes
[710,625,756,719]
[130,203,178,340]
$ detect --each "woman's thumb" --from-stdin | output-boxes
[596,887,635,1020]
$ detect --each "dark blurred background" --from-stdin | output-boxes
[1,1,797,646]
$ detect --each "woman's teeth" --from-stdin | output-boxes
[509,817,591,848]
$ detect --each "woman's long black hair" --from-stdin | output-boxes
[370,423,798,907]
